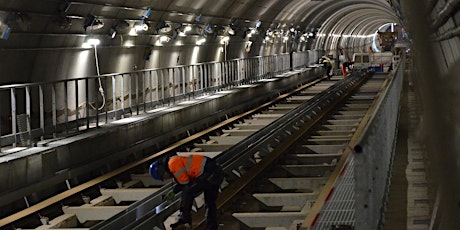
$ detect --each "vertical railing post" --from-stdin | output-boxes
[214,63,218,90]
[25,86,32,144]
[236,60,240,83]
[246,59,249,81]
[0,90,2,151]
[173,68,176,103]
[95,78,99,127]
[231,61,235,83]
[52,83,57,138]
[10,88,17,147]
[121,75,125,118]
[199,65,203,93]
[85,78,90,130]
[75,79,79,131]
[204,64,208,92]
[64,82,68,134]
[128,74,132,116]
[39,85,44,139]
[160,70,165,105]
[222,62,225,88]
[142,72,146,113]
[270,56,273,75]
[177,67,181,98]
[162,69,167,104]
[246,59,249,82]
[104,76,108,124]
[149,71,154,108]
[135,73,139,115]
[171,68,175,104]
[218,62,221,90]
[250,58,253,81]
[154,71,159,104]
[221,62,225,87]
[192,65,196,94]
[112,75,117,120]
[204,64,207,91]
[209,64,212,89]
[245,58,248,82]
[181,67,186,96]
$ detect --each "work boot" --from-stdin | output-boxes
[170,222,191,230]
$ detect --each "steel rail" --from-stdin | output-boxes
[91,78,324,230]
[124,72,369,230]
[193,72,371,230]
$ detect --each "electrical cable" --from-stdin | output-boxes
[88,45,106,111]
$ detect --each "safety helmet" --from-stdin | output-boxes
[149,161,165,181]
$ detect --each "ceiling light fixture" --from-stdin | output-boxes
[82,38,101,48]
[222,26,235,36]
[157,21,172,34]
[196,37,206,45]
[178,24,192,37]
[134,22,149,31]
[220,36,230,45]
[159,35,170,43]
[129,27,137,36]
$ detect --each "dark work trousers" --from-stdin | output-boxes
[326,65,332,78]
[179,160,223,230]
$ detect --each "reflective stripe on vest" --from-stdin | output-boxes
[171,155,207,185]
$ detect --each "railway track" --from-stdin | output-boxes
[219,74,387,230]
[0,71,385,230]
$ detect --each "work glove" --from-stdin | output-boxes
[163,191,175,201]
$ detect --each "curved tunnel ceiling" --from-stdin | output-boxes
[285,0,400,51]
[0,0,401,52]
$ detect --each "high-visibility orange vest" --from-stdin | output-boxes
[169,155,207,184]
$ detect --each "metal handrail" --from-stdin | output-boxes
[0,52,308,149]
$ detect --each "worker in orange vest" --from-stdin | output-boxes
[150,154,224,230]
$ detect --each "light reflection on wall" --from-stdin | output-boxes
[215,46,223,61]
[62,50,91,122]
[150,50,161,68]
[124,39,135,48]
[170,51,180,65]
[75,50,91,77]
[114,53,133,73]
[176,0,206,9]
[191,46,200,64]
